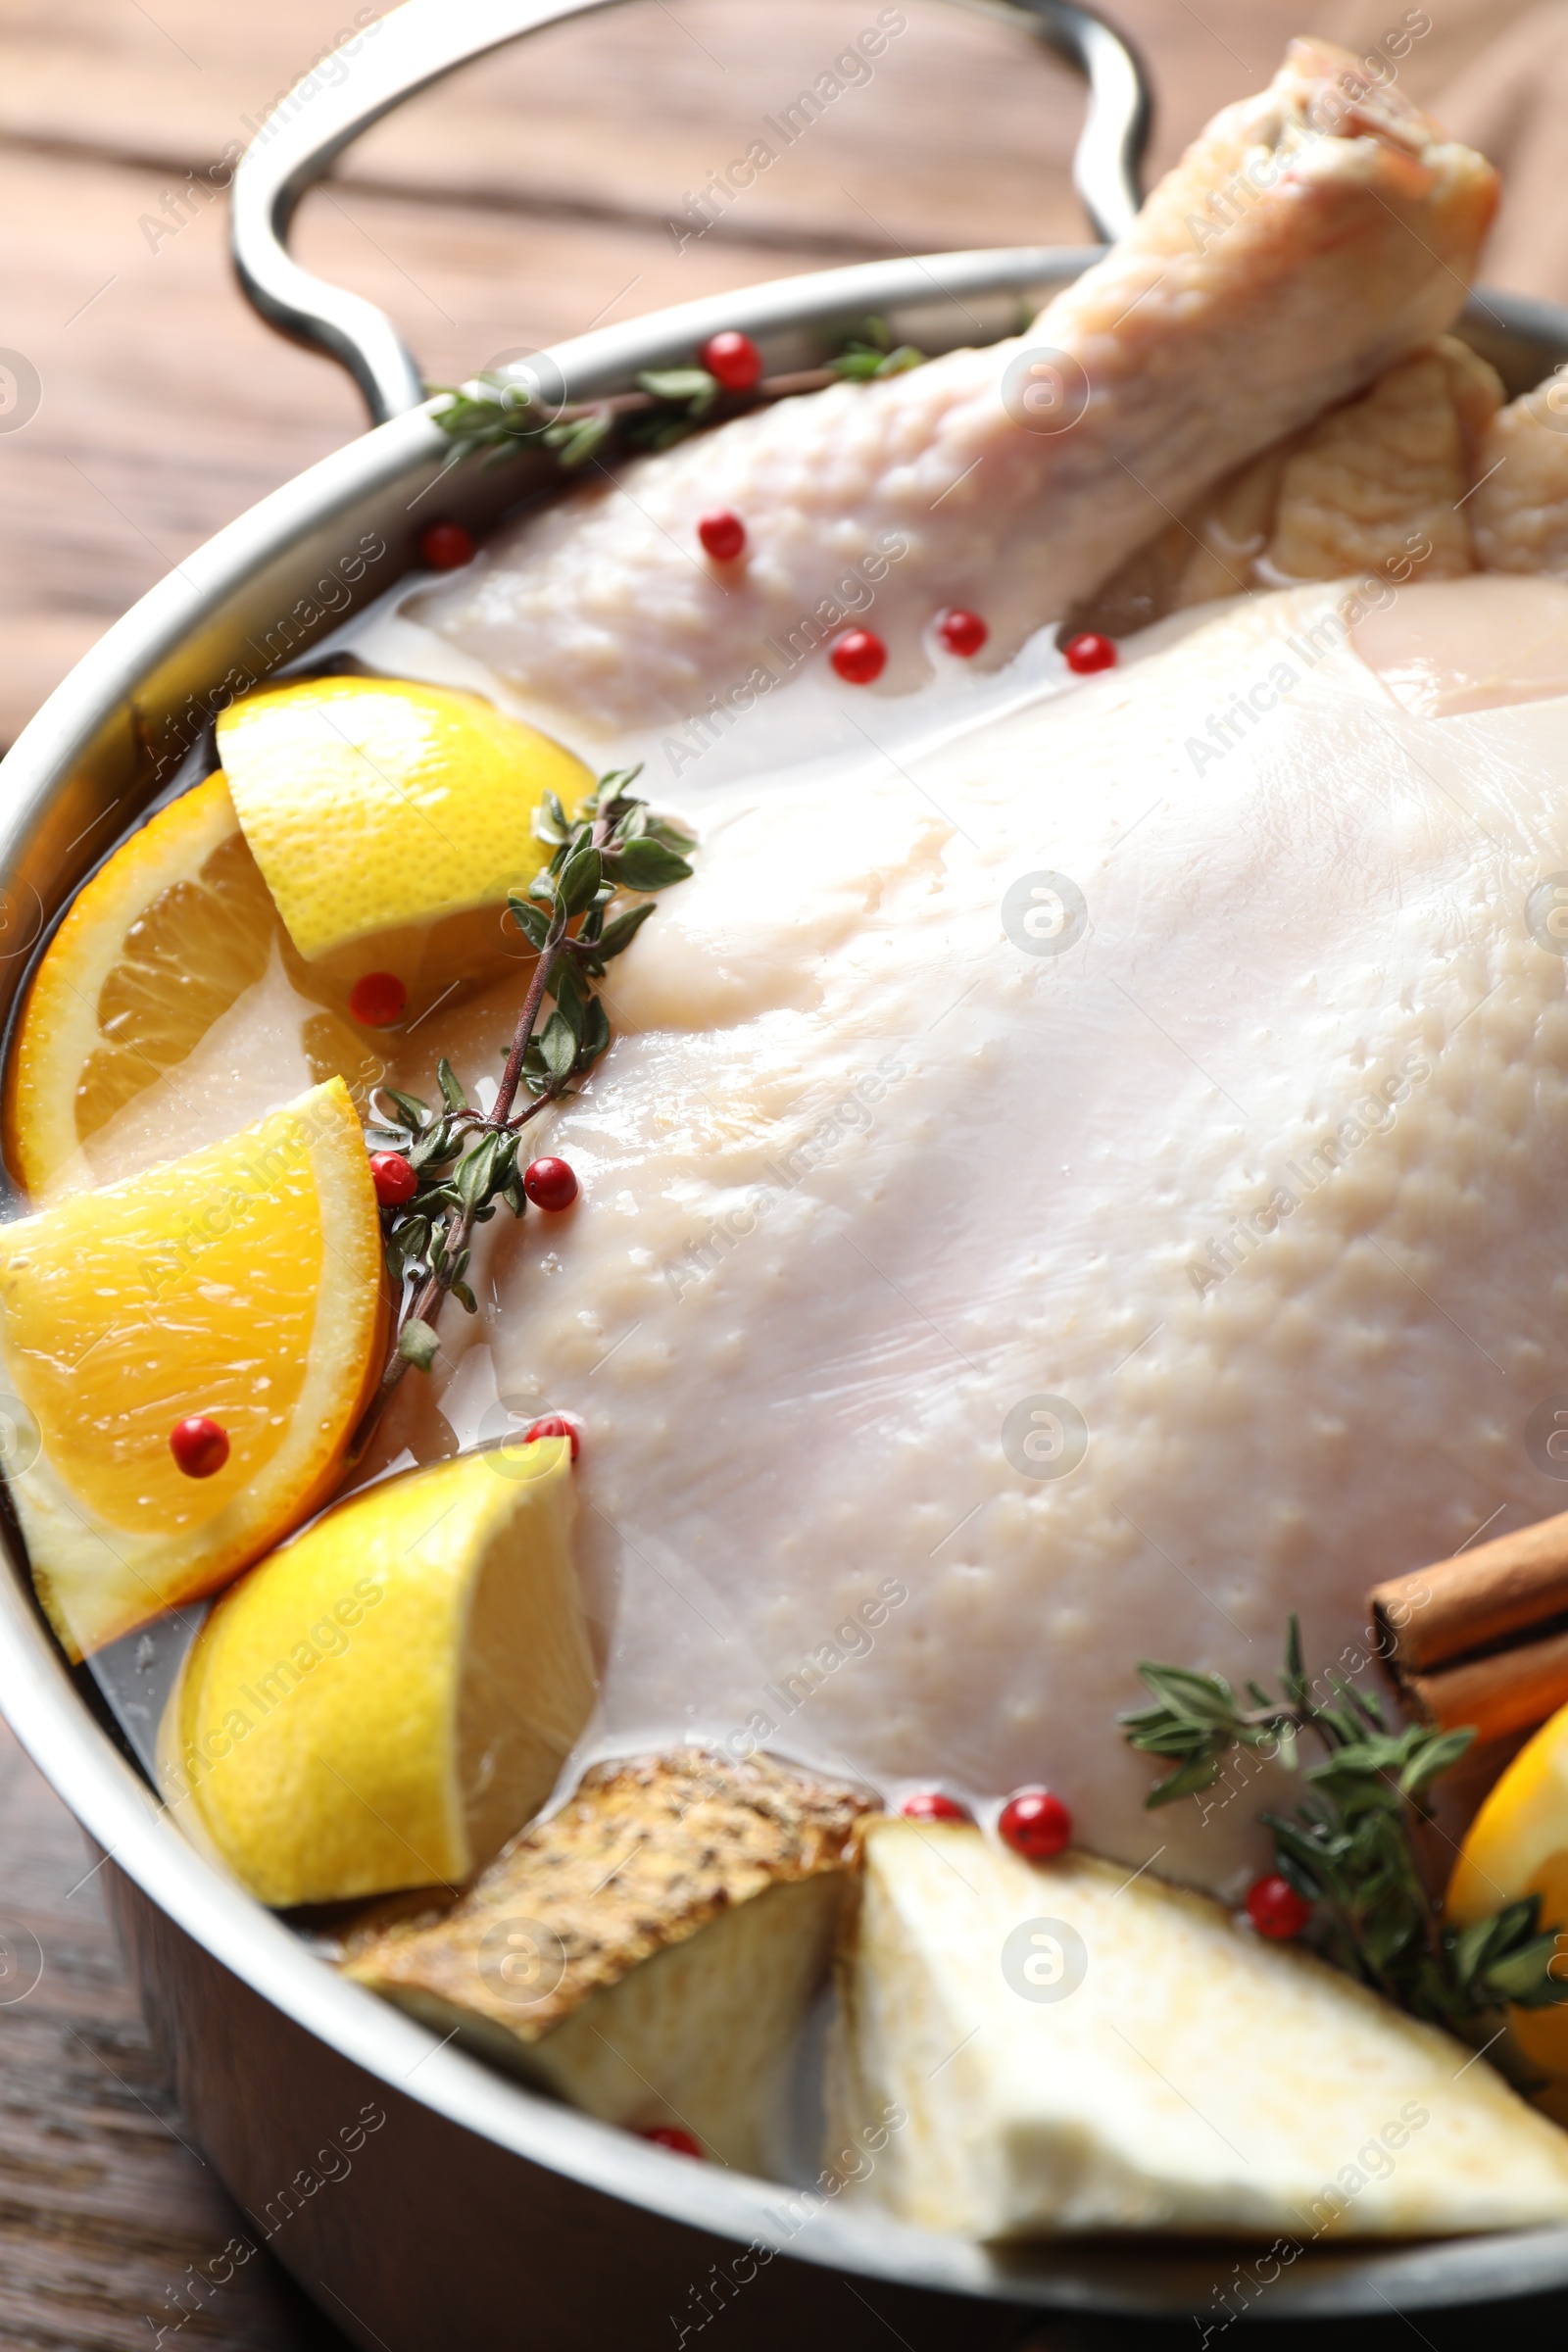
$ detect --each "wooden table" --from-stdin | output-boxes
[1,0,1561,752]
[0,1713,354,2348]
[3,0,1568,2339]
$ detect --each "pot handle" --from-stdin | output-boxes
[230,0,1152,427]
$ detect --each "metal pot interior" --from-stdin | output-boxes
[4,248,1568,2325]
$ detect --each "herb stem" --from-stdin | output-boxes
[543,367,836,431]
[428,325,925,470]
[489,802,619,1128]
[351,783,687,1456]
[1122,1622,1568,2056]
[356,928,568,1441]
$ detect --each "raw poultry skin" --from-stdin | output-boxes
[418,573,1568,1901]
[416,41,1497,726]
[1069,335,1505,637]
[1472,377,1568,573]
[1263,341,1497,585]
[65,44,1566,1916]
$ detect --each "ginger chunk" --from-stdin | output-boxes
[344,1748,869,2172]
[829,1823,1568,2241]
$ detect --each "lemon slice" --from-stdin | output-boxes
[0,1078,387,1659]
[215,676,593,997]
[160,1442,593,1907]
[3,773,378,1199]
[1448,1703,1568,2096]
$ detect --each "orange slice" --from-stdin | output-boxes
[0,1078,387,1659]
[3,774,377,1200]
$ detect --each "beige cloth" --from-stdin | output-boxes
[1127,0,1568,305]
[1428,3,1568,300]
[1340,0,1568,301]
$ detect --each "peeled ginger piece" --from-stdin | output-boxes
[828,1822,1568,2240]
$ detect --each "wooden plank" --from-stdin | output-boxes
[0,141,846,747]
[0,0,1089,256]
[0,1717,348,2348]
[0,0,1546,254]
[0,0,1555,749]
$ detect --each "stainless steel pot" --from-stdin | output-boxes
[4,6,1568,2340]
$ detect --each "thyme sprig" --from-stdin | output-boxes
[427,316,925,471]
[1121,1618,1568,2055]
[355,769,694,1442]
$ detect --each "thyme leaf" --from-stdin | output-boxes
[356,766,693,1446]
[426,318,926,473]
[1120,1617,1568,2062]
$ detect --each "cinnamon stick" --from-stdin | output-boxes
[1402,1630,1568,1743]
[1370,1509,1568,1744]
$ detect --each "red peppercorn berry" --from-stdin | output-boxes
[998,1786,1072,1861]
[830,628,887,686]
[700,330,762,392]
[348,971,407,1028]
[937,609,988,659]
[697,510,747,563]
[523,1155,578,1211]
[1062,630,1117,675]
[641,2125,703,2157]
[1246,1873,1311,1941]
[171,1415,229,1479]
[900,1790,972,1823]
[418,520,475,571]
[524,1413,581,1462]
[368,1151,417,1207]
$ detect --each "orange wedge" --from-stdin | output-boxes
[3,774,377,1200]
[0,1078,387,1659]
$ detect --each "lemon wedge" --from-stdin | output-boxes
[1448,1702,1568,2097]
[215,676,593,1001]
[0,1078,386,1659]
[2,773,379,1200]
[160,1442,594,1907]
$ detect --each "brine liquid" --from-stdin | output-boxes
[78,582,1094,1783]
[79,570,1568,1908]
